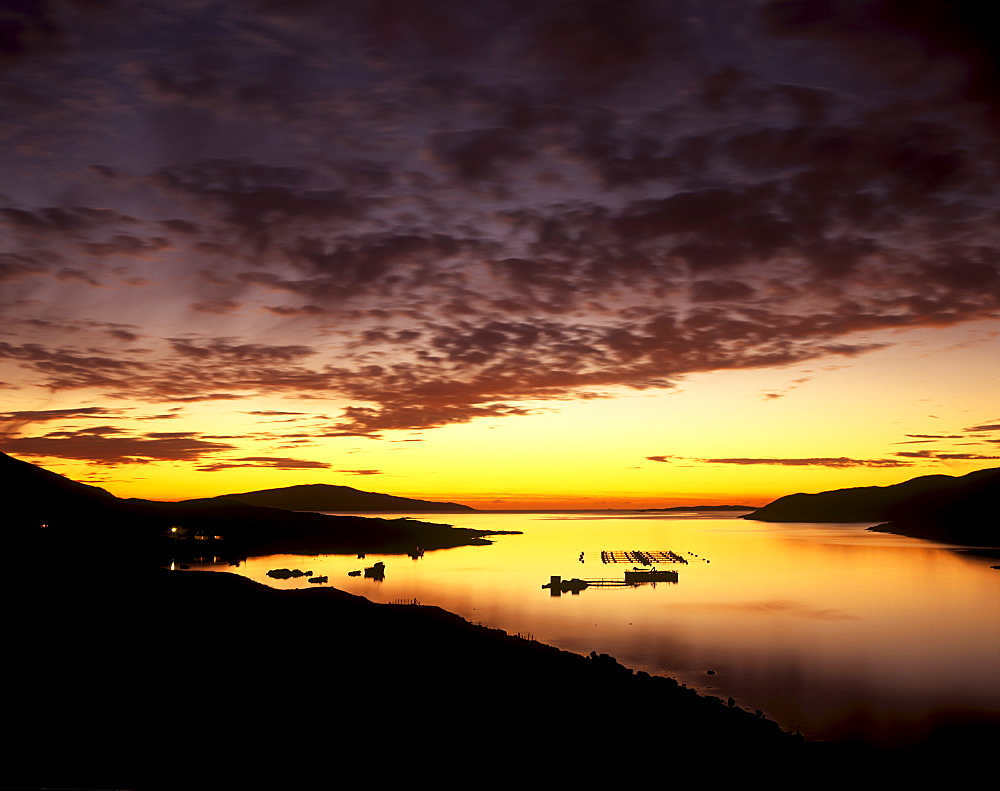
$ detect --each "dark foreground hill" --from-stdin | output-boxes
[190,482,475,512]
[2,531,893,789]
[745,467,1000,546]
[0,451,504,557]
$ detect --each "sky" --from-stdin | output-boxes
[2,0,999,509]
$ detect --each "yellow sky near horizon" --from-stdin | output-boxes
[4,2,1000,509]
[8,321,997,509]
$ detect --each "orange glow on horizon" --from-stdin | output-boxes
[4,323,998,509]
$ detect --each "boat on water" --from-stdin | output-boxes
[542,576,589,593]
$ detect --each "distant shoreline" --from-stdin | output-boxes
[312,506,758,515]
[637,504,756,512]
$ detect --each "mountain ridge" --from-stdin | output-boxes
[0,451,496,556]
[744,466,1000,546]
[188,482,475,512]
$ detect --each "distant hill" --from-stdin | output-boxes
[190,483,475,512]
[745,467,1000,546]
[0,452,495,557]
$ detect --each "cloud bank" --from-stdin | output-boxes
[2,1,998,458]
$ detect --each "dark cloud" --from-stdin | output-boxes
[965,423,1000,432]
[196,456,330,472]
[0,427,236,464]
[529,0,688,93]
[79,234,170,259]
[611,186,797,267]
[647,454,920,468]
[0,341,145,391]
[690,280,756,303]
[163,394,250,403]
[761,0,1000,119]
[429,128,534,182]
[151,159,372,251]
[243,410,310,417]
[1,0,998,439]
[0,252,48,281]
[894,449,1000,461]
[0,1,63,62]
[1,206,136,233]
[167,339,316,363]
[0,406,120,437]
[189,300,242,315]
[332,403,534,434]
[263,304,329,317]
[0,406,116,422]
[700,457,913,468]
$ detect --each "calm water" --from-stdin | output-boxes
[186,511,1000,747]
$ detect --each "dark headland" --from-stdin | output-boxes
[1,450,503,558]
[2,452,978,787]
[743,467,1000,547]
[187,482,476,512]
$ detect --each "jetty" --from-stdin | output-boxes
[599,550,687,565]
[545,548,690,595]
[542,569,679,595]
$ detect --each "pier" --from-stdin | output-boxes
[543,569,679,595]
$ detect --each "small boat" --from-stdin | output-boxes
[542,576,589,593]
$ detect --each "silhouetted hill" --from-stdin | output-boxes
[0,452,500,557]
[191,482,475,511]
[5,559,834,788]
[2,448,117,517]
[745,467,1000,546]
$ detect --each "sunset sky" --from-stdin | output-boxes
[2,1,999,508]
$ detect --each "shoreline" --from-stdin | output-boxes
[3,551,830,788]
[8,541,994,786]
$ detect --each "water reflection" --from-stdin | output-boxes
[187,511,1000,748]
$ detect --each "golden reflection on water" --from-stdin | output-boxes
[189,512,1000,747]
